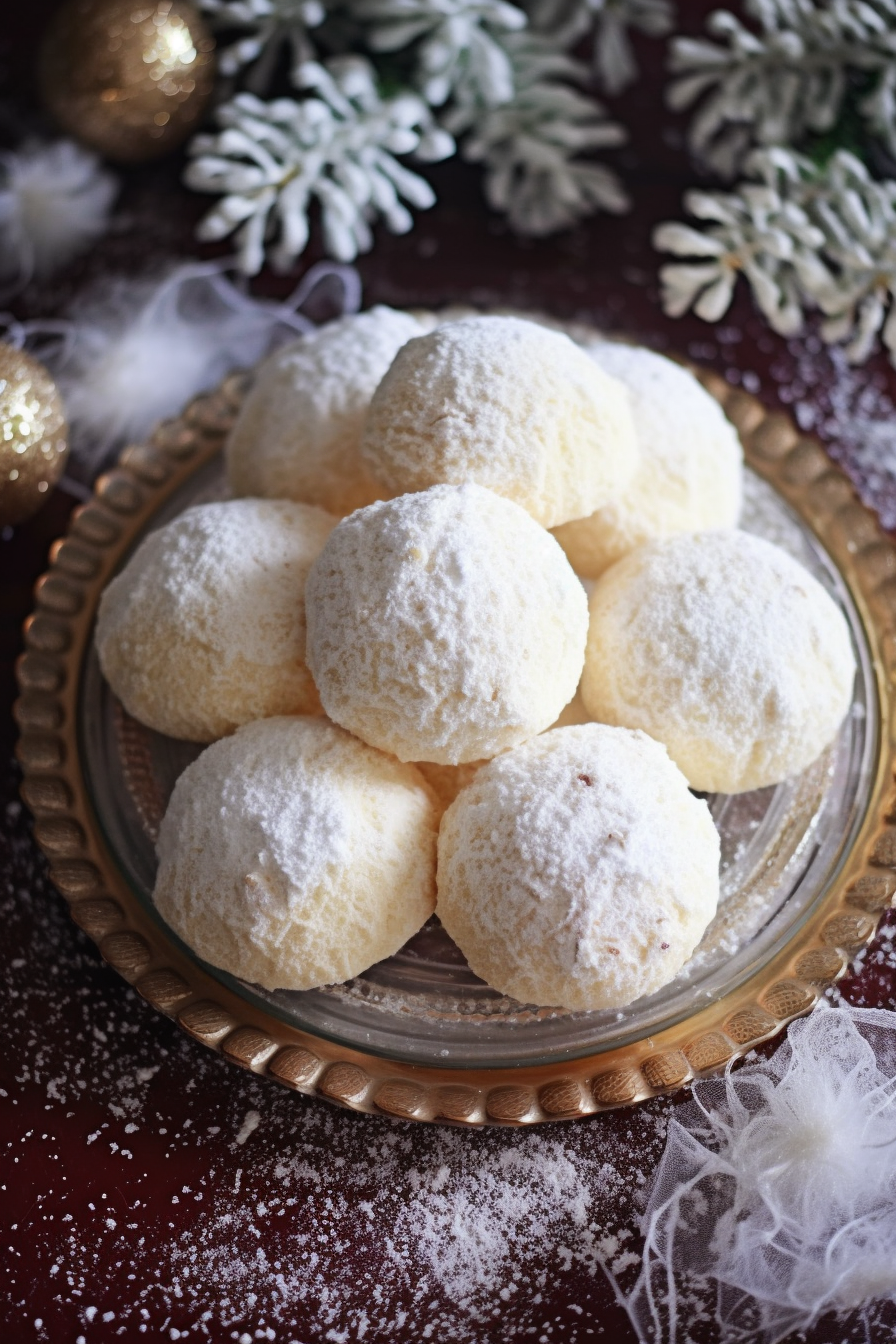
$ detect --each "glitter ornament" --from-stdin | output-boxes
[0,346,68,528]
[39,0,216,165]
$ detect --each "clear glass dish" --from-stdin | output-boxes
[80,460,877,1069]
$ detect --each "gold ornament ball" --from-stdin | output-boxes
[39,0,216,164]
[0,346,68,529]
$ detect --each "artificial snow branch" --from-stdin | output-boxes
[184,56,454,272]
[350,0,527,108]
[450,33,630,234]
[654,147,896,366]
[668,0,896,177]
[197,0,326,92]
[526,0,675,95]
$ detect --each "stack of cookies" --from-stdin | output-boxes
[95,310,855,1012]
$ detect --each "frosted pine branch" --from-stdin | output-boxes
[350,0,527,108]
[654,148,896,367]
[526,0,674,95]
[450,33,630,234]
[668,0,896,177]
[198,0,327,92]
[184,57,453,272]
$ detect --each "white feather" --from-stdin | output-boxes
[0,140,118,293]
[41,259,361,473]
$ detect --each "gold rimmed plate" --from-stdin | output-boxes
[15,327,896,1126]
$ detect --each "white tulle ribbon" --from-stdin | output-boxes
[609,1005,896,1344]
[7,259,361,482]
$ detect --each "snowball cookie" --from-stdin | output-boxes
[581,531,856,794]
[552,343,743,577]
[360,315,639,528]
[96,498,336,742]
[305,483,589,764]
[437,724,720,1011]
[153,717,440,991]
[226,306,430,516]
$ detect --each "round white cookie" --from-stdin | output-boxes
[305,483,589,764]
[96,498,336,742]
[437,724,720,1011]
[552,343,743,577]
[360,315,639,528]
[154,717,440,991]
[580,530,856,793]
[226,306,429,516]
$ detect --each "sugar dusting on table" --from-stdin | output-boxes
[1,773,666,1342]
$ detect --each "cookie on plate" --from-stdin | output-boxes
[437,724,720,1011]
[154,716,440,991]
[227,306,429,515]
[305,483,588,764]
[361,315,639,528]
[580,530,856,793]
[552,343,743,577]
[96,498,335,741]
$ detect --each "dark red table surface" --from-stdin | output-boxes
[4,6,896,1342]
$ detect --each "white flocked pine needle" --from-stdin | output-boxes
[449,32,630,234]
[668,0,896,178]
[525,0,675,95]
[350,0,527,108]
[653,147,896,368]
[185,56,454,271]
[182,0,648,257]
[197,0,326,91]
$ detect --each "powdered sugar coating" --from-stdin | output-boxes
[96,498,336,742]
[226,307,430,515]
[153,716,439,991]
[305,483,589,764]
[360,316,639,528]
[552,343,743,577]
[437,724,720,1011]
[581,531,856,793]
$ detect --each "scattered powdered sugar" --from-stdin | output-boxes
[389,1140,623,1320]
[234,1111,261,1146]
[2,756,673,1341]
[768,334,896,529]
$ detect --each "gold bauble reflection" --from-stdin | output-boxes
[0,346,68,529]
[39,0,216,164]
